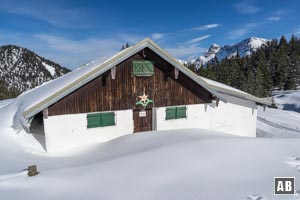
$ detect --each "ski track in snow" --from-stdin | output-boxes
[0,99,13,108]
[257,116,300,134]
[0,171,27,182]
[286,156,300,172]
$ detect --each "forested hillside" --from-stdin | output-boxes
[0,45,69,100]
[187,35,300,97]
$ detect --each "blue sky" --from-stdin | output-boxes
[0,0,300,69]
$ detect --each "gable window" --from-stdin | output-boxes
[165,106,187,120]
[132,60,154,76]
[87,112,115,128]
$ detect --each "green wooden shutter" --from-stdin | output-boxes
[100,112,115,127]
[176,106,187,119]
[165,107,176,120]
[87,112,115,128]
[87,113,101,128]
[133,60,154,76]
[143,61,154,76]
[133,61,143,76]
[165,106,187,120]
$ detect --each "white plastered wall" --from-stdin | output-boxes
[156,95,257,137]
[43,109,133,153]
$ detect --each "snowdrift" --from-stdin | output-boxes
[0,129,300,200]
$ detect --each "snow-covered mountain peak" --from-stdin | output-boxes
[193,37,269,68]
[207,43,220,54]
[0,45,70,97]
[247,37,268,47]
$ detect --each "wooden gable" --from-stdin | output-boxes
[47,47,213,116]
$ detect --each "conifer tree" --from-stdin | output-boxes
[276,36,289,89]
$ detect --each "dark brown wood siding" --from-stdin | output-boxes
[48,48,213,116]
[133,108,153,132]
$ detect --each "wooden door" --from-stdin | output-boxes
[133,109,152,133]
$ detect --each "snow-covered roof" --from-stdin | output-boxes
[200,77,271,105]
[19,38,270,119]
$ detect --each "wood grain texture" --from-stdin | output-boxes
[133,109,152,132]
[48,48,213,116]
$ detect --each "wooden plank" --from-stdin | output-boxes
[133,109,152,132]
[48,48,212,116]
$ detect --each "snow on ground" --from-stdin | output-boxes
[257,89,300,137]
[272,90,300,113]
[256,89,300,137]
[1,89,300,199]
[1,129,300,200]
[0,99,14,108]
[42,62,56,76]
[257,106,300,137]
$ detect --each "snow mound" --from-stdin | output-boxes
[0,129,300,200]
[272,90,300,112]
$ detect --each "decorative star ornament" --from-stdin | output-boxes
[136,93,153,107]
[138,93,148,104]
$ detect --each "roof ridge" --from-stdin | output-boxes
[22,38,270,119]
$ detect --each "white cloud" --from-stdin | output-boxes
[266,16,280,21]
[33,34,129,68]
[151,33,164,40]
[192,24,220,31]
[246,22,258,28]
[275,9,290,16]
[33,34,153,69]
[165,44,206,59]
[0,1,93,28]
[234,1,261,14]
[229,28,248,39]
[0,30,205,69]
[185,35,210,44]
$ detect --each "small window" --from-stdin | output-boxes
[165,106,187,120]
[132,60,154,76]
[87,112,115,128]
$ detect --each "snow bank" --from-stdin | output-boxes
[0,99,14,108]
[257,106,300,137]
[0,129,300,200]
[272,90,300,112]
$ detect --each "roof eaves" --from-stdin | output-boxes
[23,39,151,118]
[145,39,227,102]
[210,85,272,105]
[23,38,228,118]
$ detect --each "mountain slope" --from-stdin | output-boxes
[193,37,269,67]
[0,45,70,99]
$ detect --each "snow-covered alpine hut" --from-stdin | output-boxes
[15,38,270,152]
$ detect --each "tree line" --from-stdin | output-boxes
[186,35,300,97]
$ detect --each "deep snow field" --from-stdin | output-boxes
[1,90,300,200]
[1,128,300,200]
